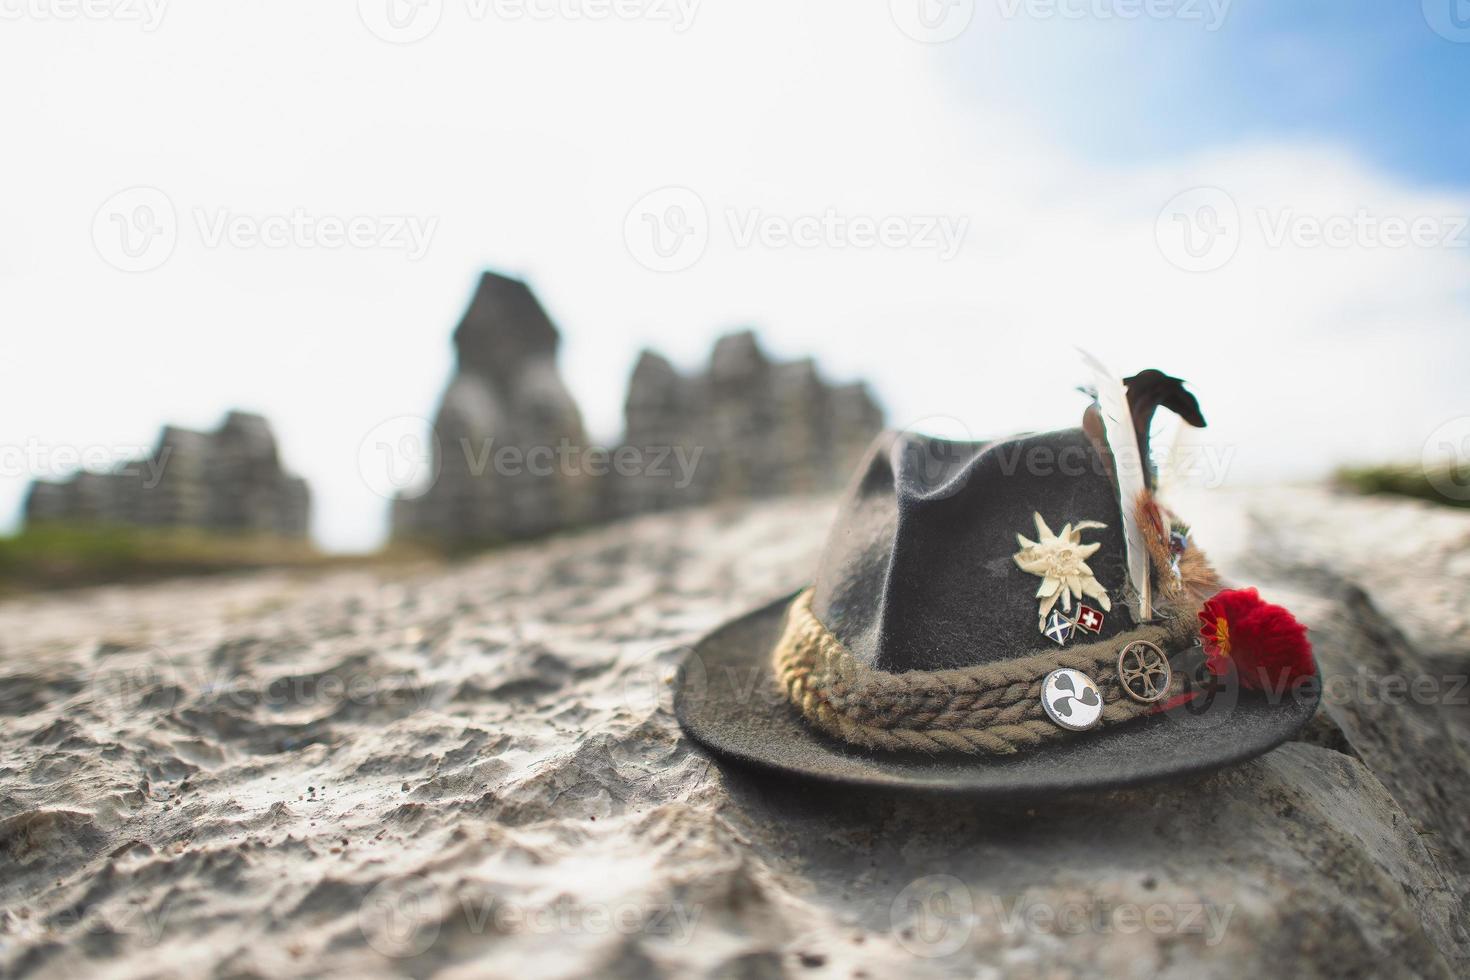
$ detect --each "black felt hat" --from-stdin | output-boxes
[676,368,1320,797]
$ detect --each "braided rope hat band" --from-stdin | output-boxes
[772,588,1196,755]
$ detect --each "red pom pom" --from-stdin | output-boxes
[1198,587,1314,691]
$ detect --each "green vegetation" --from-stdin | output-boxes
[0,524,384,595]
[1335,464,1470,509]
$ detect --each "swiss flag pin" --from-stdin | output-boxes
[1075,605,1105,633]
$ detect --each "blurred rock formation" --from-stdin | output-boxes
[607,330,883,519]
[24,412,310,537]
[394,272,884,545]
[392,272,593,545]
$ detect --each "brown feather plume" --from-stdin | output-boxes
[1133,492,1222,609]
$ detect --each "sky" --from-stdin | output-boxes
[1,0,1467,552]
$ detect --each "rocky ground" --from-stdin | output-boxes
[1,488,1468,978]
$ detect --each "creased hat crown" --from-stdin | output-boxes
[811,427,1144,672]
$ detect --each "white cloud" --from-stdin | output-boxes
[0,2,1464,551]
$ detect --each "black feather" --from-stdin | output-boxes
[1122,370,1206,489]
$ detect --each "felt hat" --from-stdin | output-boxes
[675,361,1320,796]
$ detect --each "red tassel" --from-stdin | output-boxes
[1198,588,1314,691]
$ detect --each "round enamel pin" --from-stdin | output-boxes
[1041,668,1103,731]
[1117,640,1172,704]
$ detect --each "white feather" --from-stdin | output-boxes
[1151,412,1192,499]
[1077,348,1152,621]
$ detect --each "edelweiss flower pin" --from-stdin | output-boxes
[1012,512,1112,633]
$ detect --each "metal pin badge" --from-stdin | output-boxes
[1117,640,1172,704]
[1041,668,1103,731]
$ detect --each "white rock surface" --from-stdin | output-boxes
[1,491,1467,978]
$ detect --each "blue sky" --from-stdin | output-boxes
[953,0,1470,189]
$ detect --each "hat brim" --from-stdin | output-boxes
[675,592,1321,798]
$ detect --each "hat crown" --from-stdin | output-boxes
[810,428,1138,672]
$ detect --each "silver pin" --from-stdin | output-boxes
[1041,668,1103,731]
